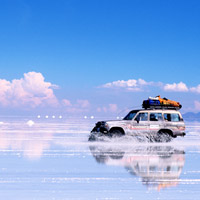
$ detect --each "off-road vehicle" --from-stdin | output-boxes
[89,108,186,142]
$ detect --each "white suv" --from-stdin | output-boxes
[90,109,186,142]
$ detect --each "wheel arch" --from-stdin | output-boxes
[109,127,125,135]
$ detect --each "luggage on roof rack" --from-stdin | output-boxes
[142,96,182,110]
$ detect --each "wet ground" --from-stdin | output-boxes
[0,117,199,200]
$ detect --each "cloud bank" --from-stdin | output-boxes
[101,79,152,91]
[1,72,200,114]
[101,79,200,93]
[97,104,118,113]
[62,99,90,113]
[0,72,92,113]
[0,72,59,108]
[163,82,189,92]
[190,85,200,93]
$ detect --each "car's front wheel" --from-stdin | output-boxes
[109,128,124,137]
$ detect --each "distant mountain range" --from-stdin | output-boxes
[182,112,200,121]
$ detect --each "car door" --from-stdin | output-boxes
[149,112,163,133]
[163,112,183,133]
[130,112,149,135]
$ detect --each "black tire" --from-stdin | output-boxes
[109,129,124,137]
[155,131,173,143]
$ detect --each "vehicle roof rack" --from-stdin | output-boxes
[142,96,182,111]
[143,105,181,110]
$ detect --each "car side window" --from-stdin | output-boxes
[137,113,148,121]
[171,113,181,122]
[123,111,138,120]
[164,113,181,122]
[150,113,162,121]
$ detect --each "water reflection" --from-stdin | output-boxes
[0,132,53,159]
[89,144,185,190]
[0,119,92,160]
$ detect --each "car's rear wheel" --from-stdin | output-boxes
[155,130,173,142]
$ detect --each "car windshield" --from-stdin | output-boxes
[123,110,138,120]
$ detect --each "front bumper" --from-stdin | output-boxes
[91,121,109,134]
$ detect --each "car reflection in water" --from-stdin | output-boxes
[89,145,185,190]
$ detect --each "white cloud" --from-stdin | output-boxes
[0,72,59,108]
[62,99,90,113]
[190,85,200,93]
[126,87,143,92]
[97,104,118,113]
[163,82,200,93]
[138,78,150,85]
[163,82,189,92]
[0,79,11,106]
[77,99,90,108]
[101,78,200,96]
[101,78,152,91]
[62,99,72,106]
[109,104,118,112]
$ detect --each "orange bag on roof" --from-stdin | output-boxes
[157,96,181,108]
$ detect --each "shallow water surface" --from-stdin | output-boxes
[0,117,199,200]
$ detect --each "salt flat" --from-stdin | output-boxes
[0,117,199,200]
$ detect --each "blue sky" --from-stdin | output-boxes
[0,0,200,116]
